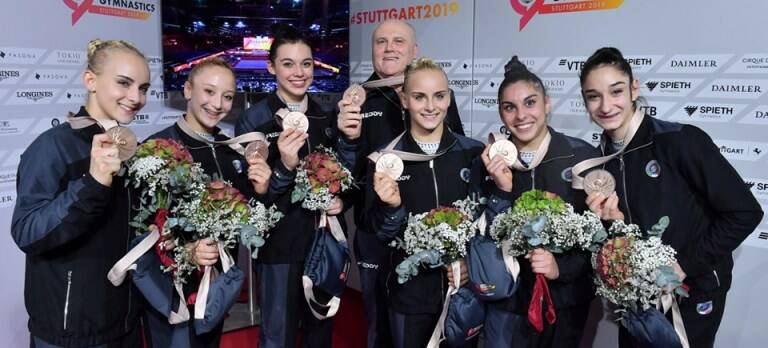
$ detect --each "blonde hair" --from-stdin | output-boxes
[87,39,147,74]
[403,57,447,91]
[188,58,235,86]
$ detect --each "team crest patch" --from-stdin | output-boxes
[325,127,334,138]
[645,160,661,178]
[696,300,713,315]
[561,167,573,182]
[460,168,471,183]
[232,159,244,174]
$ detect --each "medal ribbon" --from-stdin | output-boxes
[175,116,267,156]
[426,260,462,348]
[571,108,644,190]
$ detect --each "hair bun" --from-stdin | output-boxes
[503,55,532,78]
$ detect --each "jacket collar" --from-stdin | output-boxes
[173,116,228,147]
[600,113,654,156]
[506,127,574,165]
[400,127,458,155]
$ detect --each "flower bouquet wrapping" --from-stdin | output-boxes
[391,197,480,284]
[591,217,689,348]
[291,145,355,211]
[488,190,605,332]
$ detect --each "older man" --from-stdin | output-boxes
[337,19,465,348]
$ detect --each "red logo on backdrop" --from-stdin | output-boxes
[63,0,155,26]
[510,0,624,30]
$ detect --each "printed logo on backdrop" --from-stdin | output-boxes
[24,70,78,85]
[7,89,59,105]
[42,51,86,66]
[349,2,461,25]
[479,79,502,93]
[0,118,37,136]
[352,61,373,77]
[63,0,157,26]
[726,54,768,74]
[131,113,156,126]
[146,56,163,70]
[434,60,458,74]
[0,69,26,85]
[624,55,664,74]
[670,103,746,123]
[713,140,766,162]
[455,59,504,75]
[743,225,768,249]
[0,190,16,208]
[157,112,183,125]
[0,170,16,187]
[517,57,551,73]
[642,79,703,97]
[554,98,587,116]
[541,78,579,95]
[510,0,625,30]
[696,79,768,99]
[743,178,768,199]
[57,89,89,104]
[0,47,46,64]
[656,54,733,74]
[638,101,678,120]
[148,88,168,101]
[472,96,498,110]
[738,105,768,125]
[543,56,588,74]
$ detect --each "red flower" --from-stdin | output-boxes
[329,181,341,194]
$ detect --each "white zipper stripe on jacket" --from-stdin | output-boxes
[64,270,72,330]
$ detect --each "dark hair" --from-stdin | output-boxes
[497,56,546,102]
[579,47,634,86]
[268,24,310,63]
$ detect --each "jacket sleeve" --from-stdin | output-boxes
[469,157,512,231]
[446,89,466,136]
[554,250,592,283]
[261,160,297,205]
[11,135,113,255]
[235,105,264,136]
[361,160,407,242]
[674,126,764,277]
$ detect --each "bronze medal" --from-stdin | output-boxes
[106,126,137,161]
[489,139,518,167]
[244,140,269,160]
[375,153,404,180]
[583,169,616,196]
[343,84,366,107]
[282,112,309,133]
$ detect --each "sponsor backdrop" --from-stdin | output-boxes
[0,1,167,346]
[350,0,767,347]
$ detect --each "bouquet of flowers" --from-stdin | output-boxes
[167,180,283,282]
[489,190,605,255]
[392,198,480,284]
[126,138,208,233]
[591,217,689,348]
[592,217,688,313]
[291,145,355,211]
[488,190,605,332]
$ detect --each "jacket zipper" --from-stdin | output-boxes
[429,160,439,206]
[64,270,72,330]
[531,168,536,190]
[125,190,132,331]
[209,144,224,179]
[619,155,633,224]
[713,270,721,287]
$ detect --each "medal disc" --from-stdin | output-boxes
[489,139,518,167]
[106,126,137,161]
[583,169,616,196]
[244,140,269,160]
[343,84,366,107]
[375,153,404,180]
[282,112,309,133]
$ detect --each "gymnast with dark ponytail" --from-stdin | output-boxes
[472,56,600,348]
